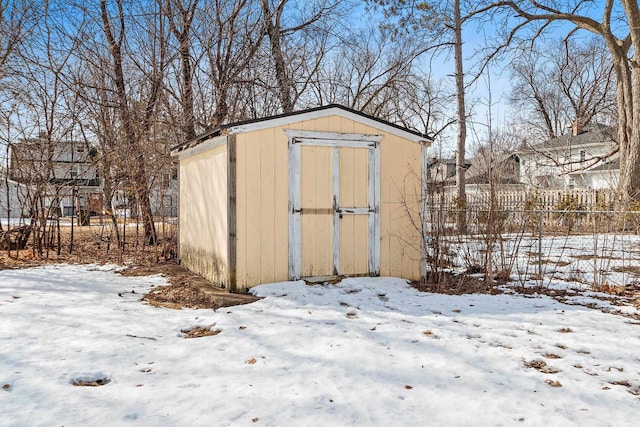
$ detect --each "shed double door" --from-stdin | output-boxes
[288,132,380,280]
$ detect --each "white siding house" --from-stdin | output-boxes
[517,124,617,190]
[9,138,102,216]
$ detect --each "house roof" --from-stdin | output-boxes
[427,157,472,167]
[172,104,431,156]
[519,123,616,153]
[465,153,520,185]
[10,138,96,165]
[567,157,620,175]
[587,157,620,172]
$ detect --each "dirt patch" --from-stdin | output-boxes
[180,325,221,338]
[72,377,111,387]
[143,282,221,310]
[138,265,260,309]
[523,359,559,374]
[612,265,640,276]
[412,271,503,295]
[0,221,177,269]
[571,254,621,261]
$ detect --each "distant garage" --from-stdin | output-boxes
[172,105,431,291]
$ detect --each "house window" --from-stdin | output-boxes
[580,150,586,163]
[568,178,576,189]
[71,165,83,179]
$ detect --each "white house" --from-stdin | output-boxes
[9,138,102,216]
[0,170,30,219]
[517,123,618,190]
[112,166,178,218]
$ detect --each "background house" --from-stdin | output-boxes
[426,122,619,210]
[426,158,471,186]
[112,166,178,218]
[9,137,101,216]
[0,169,30,220]
[150,167,178,217]
[517,123,617,190]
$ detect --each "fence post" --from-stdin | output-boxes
[538,210,543,279]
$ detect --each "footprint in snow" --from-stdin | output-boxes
[346,309,358,318]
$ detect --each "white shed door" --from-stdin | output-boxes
[288,131,380,280]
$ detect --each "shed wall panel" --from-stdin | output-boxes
[381,133,422,280]
[244,133,262,287]
[273,125,290,282]
[179,144,228,285]
[236,133,247,289]
[260,128,276,284]
[234,114,423,288]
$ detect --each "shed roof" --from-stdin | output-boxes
[172,104,430,156]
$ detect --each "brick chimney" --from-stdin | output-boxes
[572,120,584,136]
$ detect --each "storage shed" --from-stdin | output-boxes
[172,105,431,291]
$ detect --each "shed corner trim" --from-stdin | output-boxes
[175,135,228,161]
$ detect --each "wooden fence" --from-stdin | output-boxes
[429,187,617,211]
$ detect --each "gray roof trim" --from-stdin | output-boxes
[172,104,431,155]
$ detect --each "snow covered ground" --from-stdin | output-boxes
[444,232,640,289]
[1,264,640,426]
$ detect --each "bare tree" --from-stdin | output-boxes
[259,0,339,113]
[453,0,467,232]
[310,28,417,113]
[164,0,199,141]
[473,0,640,203]
[370,0,469,231]
[196,0,264,127]
[509,37,616,141]
[99,0,167,245]
[0,0,36,234]
[0,0,34,75]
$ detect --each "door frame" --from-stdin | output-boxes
[286,129,381,280]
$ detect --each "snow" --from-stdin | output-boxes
[444,232,640,289]
[1,265,640,426]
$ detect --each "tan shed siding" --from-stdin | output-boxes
[259,128,276,284]
[236,127,289,289]
[179,143,228,285]
[378,132,422,281]
[341,116,422,280]
[235,114,423,288]
[236,132,247,288]
[273,125,289,282]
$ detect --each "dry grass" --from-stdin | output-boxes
[143,282,220,310]
[180,326,221,338]
[412,271,502,295]
[0,221,177,268]
[71,377,111,387]
[0,222,259,309]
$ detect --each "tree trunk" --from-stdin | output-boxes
[454,0,467,233]
[179,32,196,140]
[165,0,198,141]
[100,0,159,245]
[260,0,293,113]
[621,1,640,202]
